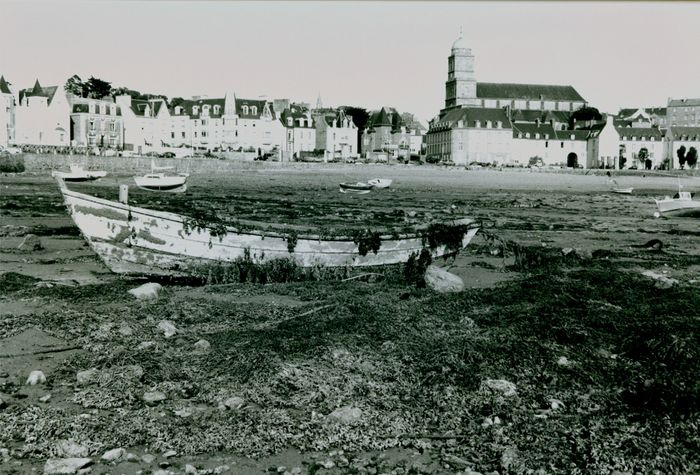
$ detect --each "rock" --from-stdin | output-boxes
[124,365,144,381]
[561,247,574,256]
[460,316,476,328]
[128,282,162,300]
[101,448,126,462]
[163,450,177,458]
[222,396,245,410]
[574,248,593,260]
[26,370,46,385]
[43,458,93,474]
[0,447,9,461]
[550,398,565,411]
[380,341,396,353]
[185,465,198,474]
[641,270,678,289]
[424,265,464,293]
[0,397,7,410]
[500,447,518,470]
[407,211,417,218]
[328,405,362,423]
[94,322,114,340]
[76,369,100,386]
[443,454,470,470]
[143,391,167,404]
[118,323,134,336]
[157,320,177,338]
[557,356,571,367]
[174,407,193,418]
[141,454,156,464]
[17,234,44,252]
[482,379,517,397]
[193,339,210,352]
[137,341,156,351]
[40,394,51,402]
[126,453,139,462]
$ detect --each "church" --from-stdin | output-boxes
[425,33,592,167]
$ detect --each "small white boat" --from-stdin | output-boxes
[367,178,393,189]
[51,165,107,182]
[611,187,633,194]
[339,182,373,194]
[655,191,700,217]
[134,160,188,192]
[54,178,479,277]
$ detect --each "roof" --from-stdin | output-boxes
[236,98,275,119]
[476,82,585,102]
[618,107,667,118]
[280,105,314,128]
[130,98,167,117]
[71,102,122,116]
[322,109,355,128]
[668,98,700,108]
[19,79,60,105]
[432,107,512,130]
[372,108,391,127]
[512,122,556,140]
[0,76,10,94]
[668,127,700,140]
[615,126,663,140]
[171,98,225,118]
[511,109,571,124]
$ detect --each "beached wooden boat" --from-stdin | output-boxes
[134,173,188,192]
[51,165,107,182]
[655,191,700,217]
[55,178,479,277]
[339,182,373,194]
[611,187,633,194]
[368,178,393,189]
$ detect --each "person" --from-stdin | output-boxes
[606,171,618,188]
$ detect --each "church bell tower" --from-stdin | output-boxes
[444,29,478,110]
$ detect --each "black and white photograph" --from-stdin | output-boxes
[1,1,699,474]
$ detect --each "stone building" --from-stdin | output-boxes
[15,79,70,146]
[280,104,316,159]
[0,76,15,148]
[667,98,700,127]
[69,97,123,149]
[115,95,171,153]
[361,107,411,159]
[315,108,358,161]
[169,97,227,150]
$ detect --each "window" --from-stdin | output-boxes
[518,132,523,138]
[242,105,249,115]
[287,118,293,126]
[475,120,481,128]
[203,105,210,114]
[171,132,175,139]
[181,132,186,138]
[497,121,502,129]
[100,104,106,115]
[251,106,257,115]
[202,131,207,137]
[194,132,198,137]
[486,121,492,128]
[525,132,530,138]
[213,105,220,115]
[202,119,207,126]
[89,120,95,131]
[89,103,95,114]
[110,105,116,115]
[175,106,182,115]
[110,122,116,132]
[535,133,540,139]
[570,134,575,140]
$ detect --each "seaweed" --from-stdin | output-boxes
[286,230,299,254]
[421,222,472,253]
[352,229,383,257]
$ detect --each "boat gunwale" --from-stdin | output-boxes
[60,186,478,243]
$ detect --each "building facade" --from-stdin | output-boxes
[361,107,411,159]
[115,95,171,153]
[15,80,70,146]
[69,97,123,149]
[315,108,358,161]
[667,98,700,127]
[0,76,15,148]
[280,105,316,159]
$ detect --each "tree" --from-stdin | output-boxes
[569,106,602,129]
[686,146,698,168]
[170,97,187,108]
[677,145,687,169]
[638,147,648,166]
[340,106,370,152]
[84,76,112,99]
[64,75,86,98]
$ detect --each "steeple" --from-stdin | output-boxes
[0,76,11,94]
[316,92,323,110]
[31,79,43,95]
[444,31,477,111]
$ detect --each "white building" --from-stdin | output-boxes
[15,80,70,146]
[0,76,15,148]
[115,95,171,154]
[280,105,316,159]
[316,109,358,161]
[665,127,700,169]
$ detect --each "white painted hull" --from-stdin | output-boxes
[56,181,479,277]
[611,188,633,194]
[51,170,107,182]
[134,175,188,192]
[368,178,392,188]
[655,197,700,217]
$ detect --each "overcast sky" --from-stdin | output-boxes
[1,1,699,123]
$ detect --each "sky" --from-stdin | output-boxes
[2,1,699,124]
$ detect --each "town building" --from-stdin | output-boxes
[588,115,665,169]
[665,126,700,169]
[0,76,15,148]
[228,97,284,154]
[169,97,227,150]
[115,95,171,154]
[361,107,411,159]
[315,108,358,161]
[280,104,315,159]
[69,96,123,149]
[617,107,667,129]
[401,113,427,156]
[15,80,70,146]
[426,34,589,166]
[667,98,700,127]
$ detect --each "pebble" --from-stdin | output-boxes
[43,457,93,474]
[1,448,10,461]
[128,282,162,300]
[328,405,362,423]
[143,391,167,404]
[26,370,46,385]
[443,454,470,470]
[482,379,517,397]
[222,396,245,410]
[424,265,464,293]
[137,341,156,351]
[193,339,211,352]
[101,447,126,462]
[17,233,43,251]
[76,368,100,385]
[56,441,88,458]
[550,398,565,410]
[557,356,571,367]
[163,450,177,458]
[39,394,51,402]
[184,464,198,474]
[157,320,177,338]
[126,453,139,462]
[118,323,134,336]
[501,447,519,470]
[142,454,156,464]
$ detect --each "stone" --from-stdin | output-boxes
[424,265,464,293]
[174,407,193,418]
[482,379,517,397]
[118,323,134,336]
[0,448,9,461]
[143,391,167,404]
[40,394,52,402]
[128,282,162,300]
[641,270,678,289]
[101,448,126,462]
[443,454,469,470]
[185,465,198,474]
[137,341,156,351]
[222,396,245,410]
[76,369,100,386]
[500,447,518,470]
[557,356,571,367]
[163,450,177,458]
[550,398,565,411]
[126,453,139,462]
[157,320,177,338]
[125,365,144,381]
[17,234,43,252]
[561,247,574,256]
[193,339,210,352]
[328,405,362,423]
[43,458,93,474]
[26,370,46,385]
[141,454,156,464]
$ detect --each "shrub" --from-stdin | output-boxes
[0,155,25,173]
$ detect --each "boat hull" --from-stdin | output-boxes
[655,198,700,217]
[134,175,188,193]
[57,183,479,277]
[52,171,107,182]
[611,188,633,194]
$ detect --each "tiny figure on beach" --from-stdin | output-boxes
[606,171,619,187]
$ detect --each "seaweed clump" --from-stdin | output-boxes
[352,229,382,257]
[422,222,473,253]
[182,207,228,239]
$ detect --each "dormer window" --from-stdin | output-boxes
[287,117,293,126]
[242,105,249,115]
[213,105,220,115]
[570,134,576,140]
[251,106,257,115]
[535,133,540,139]
[525,133,531,138]
[486,120,492,128]
[475,120,481,128]
[174,106,182,115]
[632,136,637,141]
[202,104,211,115]
[518,132,523,138]
[497,121,502,129]
[100,104,106,115]
[192,105,199,115]
[89,103,96,114]
[650,137,655,141]
[110,105,116,115]
[545,134,549,140]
